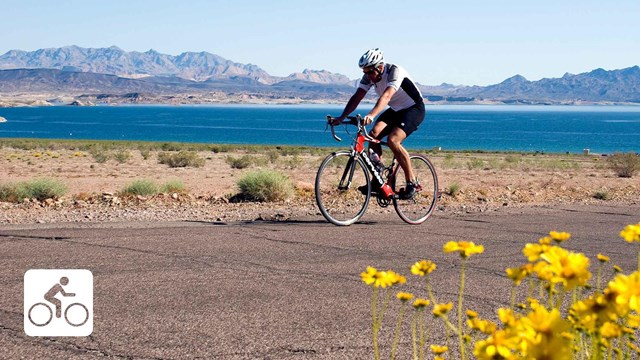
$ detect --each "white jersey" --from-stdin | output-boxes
[358,63,423,111]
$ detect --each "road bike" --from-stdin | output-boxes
[315,115,438,226]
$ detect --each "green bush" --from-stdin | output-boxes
[236,170,294,202]
[160,180,187,194]
[120,180,158,197]
[114,150,131,164]
[608,152,640,178]
[158,151,205,168]
[226,155,255,169]
[0,178,67,202]
[448,183,461,197]
[90,149,110,163]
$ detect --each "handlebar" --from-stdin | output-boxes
[326,115,378,143]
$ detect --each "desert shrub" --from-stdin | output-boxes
[224,155,255,169]
[607,152,640,178]
[448,183,461,197]
[120,179,158,197]
[266,150,280,163]
[466,158,485,170]
[139,149,151,160]
[0,178,67,202]
[441,153,459,169]
[114,150,131,164]
[594,190,610,200]
[160,180,187,194]
[158,151,205,168]
[279,155,303,169]
[236,170,294,202]
[90,149,110,163]
[0,183,18,202]
[504,154,522,164]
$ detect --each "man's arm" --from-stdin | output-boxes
[364,86,397,124]
[332,88,368,125]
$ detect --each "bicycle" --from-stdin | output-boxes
[315,115,438,226]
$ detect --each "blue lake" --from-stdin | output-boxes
[0,104,639,154]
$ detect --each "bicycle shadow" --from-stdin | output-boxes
[185,218,381,226]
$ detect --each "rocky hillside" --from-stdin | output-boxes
[0,46,346,85]
[1,46,639,104]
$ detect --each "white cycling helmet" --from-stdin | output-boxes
[358,48,384,68]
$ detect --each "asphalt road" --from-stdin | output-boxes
[1,204,639,359]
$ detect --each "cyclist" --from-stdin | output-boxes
[331,48,425,199]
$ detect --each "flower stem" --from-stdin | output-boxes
[458,259,467,360]
[372,287,380,360]
[411,313,418,360]
[391,304,406,360]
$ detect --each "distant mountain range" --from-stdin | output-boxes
[1,46,639,105]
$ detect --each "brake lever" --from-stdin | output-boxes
[326,115,342,142]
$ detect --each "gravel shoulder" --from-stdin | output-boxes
[1,146,639,225]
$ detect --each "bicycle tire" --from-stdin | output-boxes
[392,154,438,225]
[315,151,371,226]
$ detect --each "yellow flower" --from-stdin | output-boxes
[385,270,407,286]
[600,322,622,339]
[443,241,484,258]
[410,259,437,276]
[620,223,640,243]
[523,242,551,262]
[466,309,479,319]
[473,330,517,360]
[540,246,592,290]
[597,253,610,263]
[498,308,518,328]
[519,306,572,360]
[412,298,430,310]
[360,267,392,288]
[549,231,571,243]
[506,264,532,285]
[468,317,498,335]
[397,292,414,302]
[607,271,640,312]
[628,314,640,328]
[430,345,448,355]
[569,292,621,332]
[433,302,453,317]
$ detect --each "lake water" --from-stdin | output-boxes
[0,104,639,154]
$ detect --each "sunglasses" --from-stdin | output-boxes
[364,68,377,75]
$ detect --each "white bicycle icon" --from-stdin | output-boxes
[27,302,89,327]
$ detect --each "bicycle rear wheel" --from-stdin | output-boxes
[392,154,438,225]
[315,151,371,226]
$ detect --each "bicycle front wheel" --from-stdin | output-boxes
[315,151,371,226]
[392,154,438,225]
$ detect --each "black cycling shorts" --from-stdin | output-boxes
[375,101,425,139]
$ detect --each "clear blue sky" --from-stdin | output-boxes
[2,0,638,86]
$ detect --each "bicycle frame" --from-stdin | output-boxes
[328,115,395,199]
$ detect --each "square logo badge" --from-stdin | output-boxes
[24,269,93,337]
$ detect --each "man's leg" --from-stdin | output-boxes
[368,121,388,158]
[387,127,413,182]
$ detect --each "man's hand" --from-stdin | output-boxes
[330,116,344,126]
[363,114,375,125]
